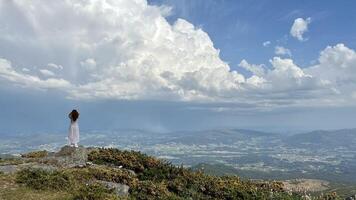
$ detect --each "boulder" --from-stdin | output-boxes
[53,145,88,168]
[99,181,130,197]
[0,162,59,174]
[346,195,356,200]
[31,163,58,172]
[0,154,21,160]
[0,165,19,174]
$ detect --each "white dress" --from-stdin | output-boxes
[68,120,80,145]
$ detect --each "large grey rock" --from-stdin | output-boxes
[0,162,59,174]
[31,164,58,172]
[346,195,356,200]
[0,154,21,160]
[99,181,130,197]
[51,145,88,168]
[0,165,19,174]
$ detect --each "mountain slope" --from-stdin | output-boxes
[0,146,321,200]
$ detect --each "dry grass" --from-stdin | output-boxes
[0,158,26,166]
[0,174,72,200]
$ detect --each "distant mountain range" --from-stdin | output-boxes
[284,129,356,149]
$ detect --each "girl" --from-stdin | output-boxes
[68,109,80,147]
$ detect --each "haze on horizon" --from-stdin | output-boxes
[0,0,356,134]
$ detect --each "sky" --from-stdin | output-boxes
[0,0,356,134]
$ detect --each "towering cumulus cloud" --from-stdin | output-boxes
[0,0,355,108]
[0,0,244,101]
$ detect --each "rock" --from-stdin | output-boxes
[31,164,58,172]
[99,181,130,197]
[50,145,88,168]
[56,145,86,157]
[346,195,356,200]
[0,162,59,174]
[86,161,94,166]
[0,165,19,174]
[108,164,136,176]
[126,169,136,176]
[0,154,21,160]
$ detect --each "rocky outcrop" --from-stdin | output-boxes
[0,146,133,198]
[346,195,356,200]
[0,165,19,174]
[0,163,58,174]
[1,146,88,174]
[98,181,130,197]
[54,145,88,167]
[0,154,21,160]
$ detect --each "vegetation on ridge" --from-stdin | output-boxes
[0,147,344,200]
[21,150,48,159]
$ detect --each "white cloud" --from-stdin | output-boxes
[39,69,55,77]
[22,68,30,72]
[0,0,242,101]
[290,17,311,41]
[267,57,313,90]
[158,5,173,17]
[0,1,355,108]
[305,44,356,104]
[263,41,271,47]
[275,46,292,57]
[0,58,71,89]
[239,59,265,76]
[47,63,63,70]
[306,44,356,82]
[80,58,97,71]
[353,92,356,100]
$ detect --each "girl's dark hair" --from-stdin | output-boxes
[70,109,79,122]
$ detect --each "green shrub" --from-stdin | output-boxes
[88,148,164,173]
[72,183,119,200]
[0,158,25,166]
[130,180,182,200]
[65,166,137,187]
[21,150,48,159]
[139,164,188,181]
[16,168,71,190]
[88,148,303,199]
[317,192,343,200]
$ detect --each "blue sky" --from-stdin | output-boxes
[149,0,356,68]
[0,0,356,134]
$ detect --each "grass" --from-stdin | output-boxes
[0,173,72,200]
[0,147,344,200]
[13,167,134,200]
[88,148,164,173]
[72,183,120,200]
[16,168,71,191]
[0,158,26,166]
[0,188,72,200]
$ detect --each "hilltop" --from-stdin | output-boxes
[0,146,342,200]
